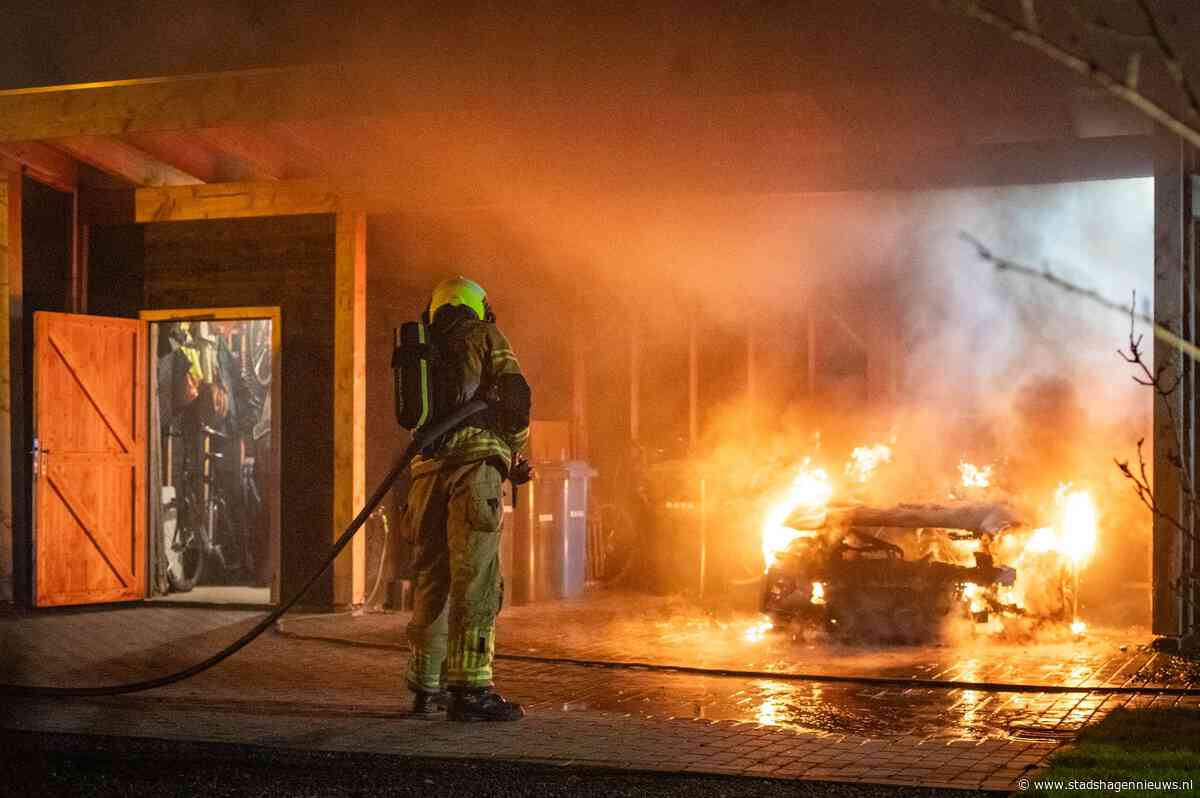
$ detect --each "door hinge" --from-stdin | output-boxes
[1192,174,1199,221]
[31,437,40,478]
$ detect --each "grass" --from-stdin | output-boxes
[1027,707,1200,797]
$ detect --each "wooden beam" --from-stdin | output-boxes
[135,179,342,222]
[0,62,489,144]
[0,142,78,193]
[123,131,226,183]
[195,126,314,181]
[52,136,203,187]
[332,211,366,607]
[0,172,15,602]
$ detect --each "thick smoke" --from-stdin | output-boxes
[369,178,1154,632]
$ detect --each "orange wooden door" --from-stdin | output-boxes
[33,312,146,606]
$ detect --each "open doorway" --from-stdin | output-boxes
[143,309,281,606]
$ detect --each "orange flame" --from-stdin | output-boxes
[760,460,832,570]
[1023,486,1098,568]
[845,444,892,484]
[958,461,992,489]
[810,581,826,605]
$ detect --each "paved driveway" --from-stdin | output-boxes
[2,594,1195,792]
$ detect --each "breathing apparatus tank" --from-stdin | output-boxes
[393,276,493,432]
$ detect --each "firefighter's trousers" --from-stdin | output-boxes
[404,459,504,692]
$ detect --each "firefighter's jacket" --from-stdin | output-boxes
[410,318,530,479]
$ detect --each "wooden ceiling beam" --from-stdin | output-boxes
[51,136,204,187]
[122,131,226,183]
[135,179,343,222]
[194,126,318,181]
[0,141,79,192]
[0,62,487,144]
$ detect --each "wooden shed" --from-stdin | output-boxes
[0,54,1192,640]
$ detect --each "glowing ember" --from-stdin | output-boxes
[845,444,892,484]
[744,617,774,643]
[962,581,986,614]
[810,581,826,605]
[958,461,992,489]
[760,460,832,570]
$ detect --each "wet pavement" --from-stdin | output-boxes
[2,593,1197,791]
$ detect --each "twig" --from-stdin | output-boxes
[960,231,1200,363]
[1133,0,1200,119]
[934,1,1200,151]
[1113,303,1200,549]
[1067,0,1155,42]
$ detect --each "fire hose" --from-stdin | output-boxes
[5,393,1199,701]
[0,400,490,698]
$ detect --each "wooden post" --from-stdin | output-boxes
[0,169,15,602]
[70,190,87,313]
[688,315,698,448]
[629,313,640,443]
[332,211,367,607]
[570,313,588,461]
[1151,128,1195,639]
[806,310,818,397]
[746,321,756,435]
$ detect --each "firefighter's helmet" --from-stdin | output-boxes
[427,276,491,323]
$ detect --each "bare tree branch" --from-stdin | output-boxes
[1112,300,1200,553]
[1020,0,1040,34]
[960,231,1200,362]
[934,1,1200,150]
[1067,0,1155,42]
[1133,0,1200,119]
[1126,50,1143,90]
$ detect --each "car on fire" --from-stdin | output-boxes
[759,501,1072,643]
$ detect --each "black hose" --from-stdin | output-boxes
[272,630,1200,698]
[0,400,489,698]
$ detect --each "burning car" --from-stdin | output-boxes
[758,461,1097,643]
[760,501,1028,643]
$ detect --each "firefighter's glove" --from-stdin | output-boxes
[510,457,534,486]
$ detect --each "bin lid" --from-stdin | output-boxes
[528,460,597,479]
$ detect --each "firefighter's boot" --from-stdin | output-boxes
[410,688,449,717]
[446,687,525,722]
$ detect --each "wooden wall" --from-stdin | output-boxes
[0,174,12,602]
[91,214,338,607]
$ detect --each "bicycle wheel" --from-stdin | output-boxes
[166,525,206,593]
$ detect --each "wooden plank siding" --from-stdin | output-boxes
[0,173,13,601]
[133,215,339,607]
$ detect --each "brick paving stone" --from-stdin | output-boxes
[4,601,1182,792]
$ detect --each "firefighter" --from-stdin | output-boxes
[404,276,531,721]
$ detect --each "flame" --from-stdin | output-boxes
[845,444,892,484]
[962,581,986,614]
[1071,619,1087,637]
[958,461,992,489]
[1057,486,1098,568]
[810,581,826,605]
[761,461,832,569]
[1021,487,1098,568]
